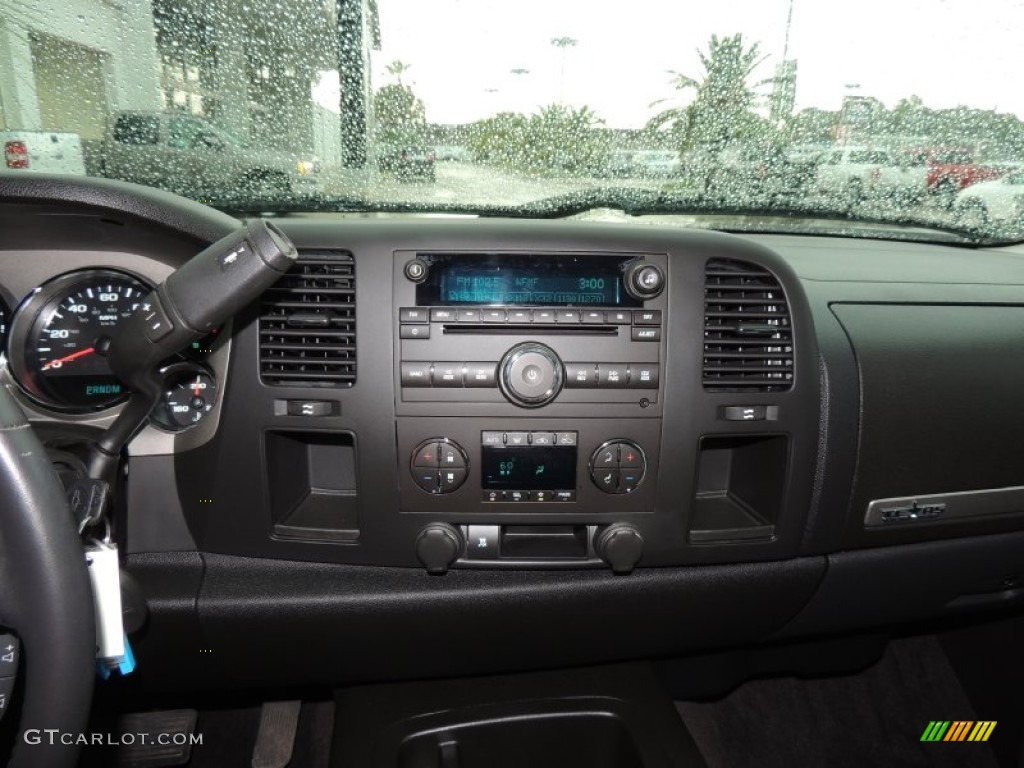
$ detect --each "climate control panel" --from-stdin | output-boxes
[399,419,660,515]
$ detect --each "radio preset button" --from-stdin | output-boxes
[532,309,556,323]
[556,310,580,324]
[582,310,605,324]
[598,364,629,388]
[401,362,432,387]
[508,310,532,323]
[458,309,481,322]
[482,309,506,323]
[606,310,632,324]
[433,363,464,387]
[464,363,498,387]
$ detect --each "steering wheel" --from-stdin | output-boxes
[0,385,95,768]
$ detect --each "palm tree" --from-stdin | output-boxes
[386,60,412,87]
[649,34,769,152]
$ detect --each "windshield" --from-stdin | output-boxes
[2,0,1023,243]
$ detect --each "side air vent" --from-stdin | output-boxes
[259,250,356,386]
[703,258,793,392]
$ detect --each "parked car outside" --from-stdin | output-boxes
[953,169,1024,229]
[631,150,680,178]
[815,146,927,206]
[1,130,86,175]
[377,145,437,181]
[433,145,472,162]
[102,111,321,198]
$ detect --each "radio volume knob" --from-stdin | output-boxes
[499,343,563,408]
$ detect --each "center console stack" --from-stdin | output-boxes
[394,251,669,572]
[174,223,820,574]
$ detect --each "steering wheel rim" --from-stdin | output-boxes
[0,386,95,768]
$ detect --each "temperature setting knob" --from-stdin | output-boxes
[499,342,563,408]
[411,438,468,493]
[590,440,646,494]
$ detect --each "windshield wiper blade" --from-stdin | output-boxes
[492,187,997,245]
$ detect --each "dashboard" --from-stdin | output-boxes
[2,174,1024,690]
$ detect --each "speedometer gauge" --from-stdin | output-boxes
[9,270,152,411]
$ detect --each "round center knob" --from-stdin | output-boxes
[499,342,563,408]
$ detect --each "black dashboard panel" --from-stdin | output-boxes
[835,303,1024,546]
[173,220,822,569]
[3,176,1024,689]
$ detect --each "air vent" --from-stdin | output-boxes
[703,258,793,392]
[260,250,356,386]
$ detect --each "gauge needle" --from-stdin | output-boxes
[42,347,95,370]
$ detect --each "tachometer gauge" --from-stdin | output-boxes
[9,270,152,411]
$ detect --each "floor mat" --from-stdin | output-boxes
[675,635,999,768]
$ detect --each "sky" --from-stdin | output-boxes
[358,0,1024,128]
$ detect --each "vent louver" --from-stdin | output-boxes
[703,258,793,392]
[259,250,356,386]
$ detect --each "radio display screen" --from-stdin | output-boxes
[415,253,641,307]
[481,445,577,490]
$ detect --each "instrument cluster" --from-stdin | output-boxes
[2,268,218,430]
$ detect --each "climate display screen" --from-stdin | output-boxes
[415,253,640,307]
[481,445,578,491]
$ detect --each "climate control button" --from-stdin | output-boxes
[590,440,647,494]
[410,438,469,494]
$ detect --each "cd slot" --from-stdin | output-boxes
[443,324,618,336]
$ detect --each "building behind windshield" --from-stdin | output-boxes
[0,0,378,173]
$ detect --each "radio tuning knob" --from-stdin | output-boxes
[498,342,564,408]
[625,262,665,300]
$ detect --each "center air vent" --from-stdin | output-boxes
[260,250,356,386]
[703,258,793,392]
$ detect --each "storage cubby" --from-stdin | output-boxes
[690,435,788,543]
[264,430,359,542]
